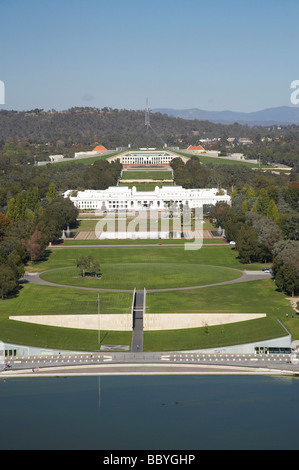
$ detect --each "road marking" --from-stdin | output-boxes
[103,356,112,362]
[161,355,170,361]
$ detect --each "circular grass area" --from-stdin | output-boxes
[40,263,242,290]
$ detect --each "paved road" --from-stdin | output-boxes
[1,352,299,377]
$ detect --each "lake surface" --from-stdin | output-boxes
[0,375,299,450]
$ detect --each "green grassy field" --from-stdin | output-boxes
[119,183,174,190]
[40,263,242,290]
[143,317,285,352]
[34,246,246,271]
[0,284,132,351]
[0,245,295,352]
[121,170,173,180]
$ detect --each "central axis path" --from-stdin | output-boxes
[131,290,145,352]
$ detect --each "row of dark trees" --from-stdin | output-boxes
[0,158,122,214]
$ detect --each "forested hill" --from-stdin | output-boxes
[0,107,297,149]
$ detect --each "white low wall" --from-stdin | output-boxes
[10,313,266,331]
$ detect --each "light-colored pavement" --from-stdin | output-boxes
[1,352,298,378]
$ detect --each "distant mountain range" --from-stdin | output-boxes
[152,106,299,126]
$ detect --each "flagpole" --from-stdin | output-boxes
[98,294,100,346]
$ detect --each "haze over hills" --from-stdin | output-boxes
[152,106,299,126]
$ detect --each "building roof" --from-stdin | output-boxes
[93,145,107,151]
[187,145,205,151]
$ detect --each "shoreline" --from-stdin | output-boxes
[1,362,297,378]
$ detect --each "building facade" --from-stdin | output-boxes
[107,150,186,167]
[64,186,231,212]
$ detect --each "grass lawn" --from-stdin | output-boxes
[0,284,132,351]
[143,317,285,352]
[0,246,293,352]
[121,170,172,180]
[34,246,246,272]
[146,279,292,315]
[119,183,174,190]
[143,278,294,351]
[40,263,242,290]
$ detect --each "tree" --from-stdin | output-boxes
[0,212,11,239]
[22,230,45,262]
[272,240,299,296]
[46,183,57,203]
[76,254,100,277]
[76,255,88,277]
[275,263,299,297]
[256,188,271,216]
[43,196,79,230]
[236,225,260,264]
[0,265,18,299]
[281,213,299,240]
[267,199,280,224]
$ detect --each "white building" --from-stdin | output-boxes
[108,150,185,166]
[64,186,231,212]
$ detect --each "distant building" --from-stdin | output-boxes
[93,145,107,152]
[187,145,205,152]
[238,138,253,145]
[64,186,231,212]
[107,149,184,167]
[49,154,65,162]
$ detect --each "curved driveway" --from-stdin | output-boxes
[23,269,271,293]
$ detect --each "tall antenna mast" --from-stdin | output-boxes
[145,97,150,128]
[129,99,167,149]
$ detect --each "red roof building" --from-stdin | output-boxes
[93,145,107,152]
[187,145,205,151]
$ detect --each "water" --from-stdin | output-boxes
[0,375,299,450]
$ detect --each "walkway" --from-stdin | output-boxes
[131,290,145,352]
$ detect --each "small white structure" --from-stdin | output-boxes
[64,185,231,212]
[49,154,65,162]
[74,150,101,159]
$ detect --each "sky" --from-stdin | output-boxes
[0,0,298,112]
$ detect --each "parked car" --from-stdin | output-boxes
[229,241,236,245]
[262,268,272,273]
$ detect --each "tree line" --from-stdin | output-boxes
[211,188,299,297]
[0,184,78,299]
[0,156,122,299]
[171,156,299,297]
